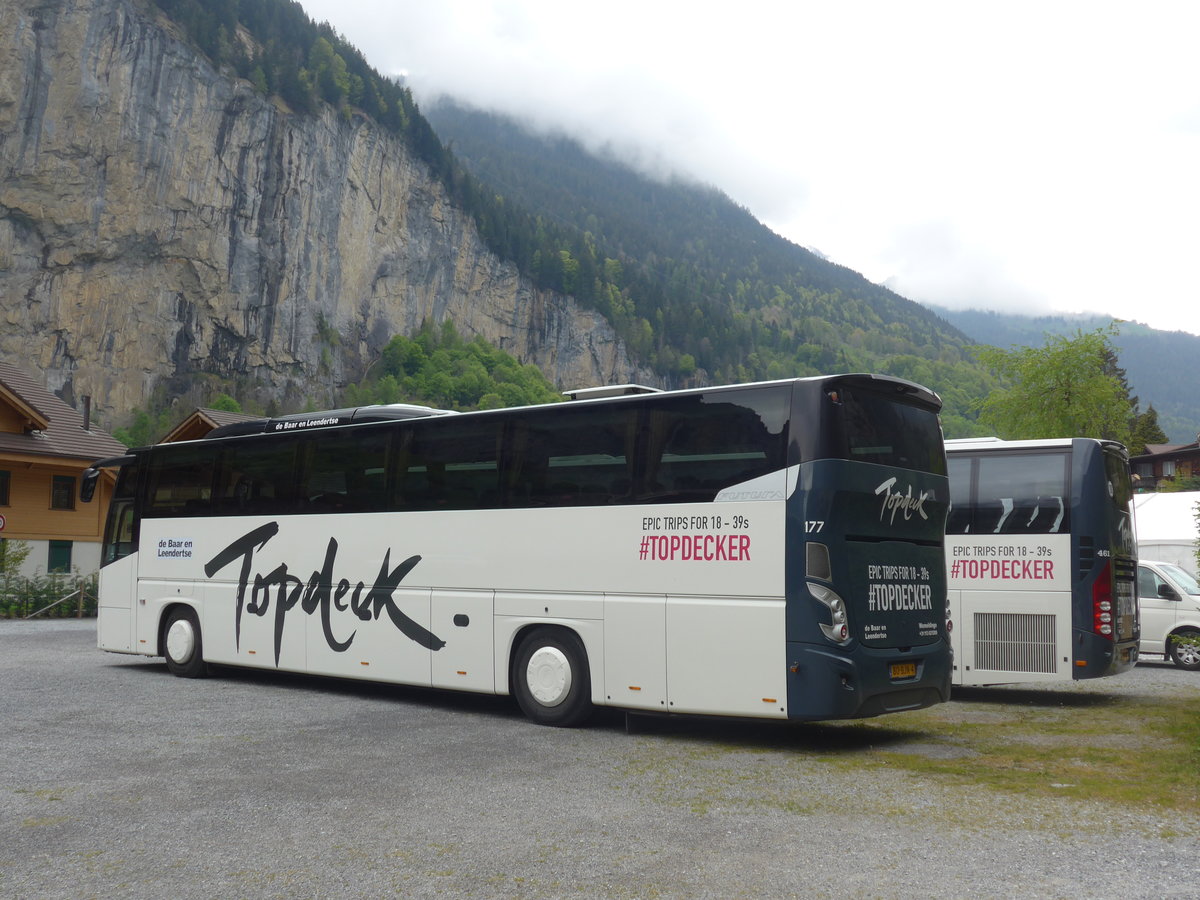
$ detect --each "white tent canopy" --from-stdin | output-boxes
[1133,491,1200,573]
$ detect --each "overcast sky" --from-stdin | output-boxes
[298,0,1200,337]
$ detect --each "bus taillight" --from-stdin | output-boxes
[810,584,851,645]
[1092,561,1114,639]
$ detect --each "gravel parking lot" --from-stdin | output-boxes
[2,619,1196,899]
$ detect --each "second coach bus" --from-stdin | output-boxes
[945,436,1139,686]
[84,375,953,726]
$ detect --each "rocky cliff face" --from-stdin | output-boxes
[0,0,650,422]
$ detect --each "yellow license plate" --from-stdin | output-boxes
[890,662,918,679]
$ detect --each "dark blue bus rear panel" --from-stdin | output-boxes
[784,458,952,720]
[1068,439,1139,678]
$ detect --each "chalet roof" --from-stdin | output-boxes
[1144,443,1187,455]
[160,407,262,443]
[0,362,126,462]
[1135,442,1200,460]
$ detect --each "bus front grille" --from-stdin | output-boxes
[974,612,1057,674]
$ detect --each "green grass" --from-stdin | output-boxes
[848,688,1200,811]
[616,685,1200,832]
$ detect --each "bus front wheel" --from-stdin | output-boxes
[164,608,208,678]
[1168,629,1200,671]
[512,628,593,727]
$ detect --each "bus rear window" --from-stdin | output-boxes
[947,451,1070,535]
[837,388,946,475]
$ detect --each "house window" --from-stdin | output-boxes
[51,475,76,510]
[0,470,9,505]
[1162,461,1176,478]
[48,540,73,574]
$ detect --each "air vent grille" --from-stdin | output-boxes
[974,612,1057,674]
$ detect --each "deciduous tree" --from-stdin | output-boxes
[976,327,1135,443]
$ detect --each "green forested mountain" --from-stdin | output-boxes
[927,307,1200,443]
[152,0,997,434]
[422,101,996,433]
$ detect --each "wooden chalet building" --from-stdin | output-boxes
[1131,439,1200,492]
[159,407,261,443]
[0,362,126,577]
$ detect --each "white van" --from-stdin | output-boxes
[1137,560,1200,670]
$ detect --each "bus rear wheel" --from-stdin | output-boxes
[512,628,592,727]
[164,608,208,678]
[1168,629,1200,671]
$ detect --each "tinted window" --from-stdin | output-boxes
[145,445,219,516]
[138,387,793,516]
[640,389,788,502]
[102,464,140,564]
[838,388,946,475]
[946,451,1070,535]
[300,427,392,513]
[946,456,974,534]
[507,405,634,506]
[213,438,301,515]
[1103,447,1133,512]
[399,420,501,511]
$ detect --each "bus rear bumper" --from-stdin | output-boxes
[784,640,952,721]
[1072,632,1139,679]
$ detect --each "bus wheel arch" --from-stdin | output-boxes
[510,625,593,727]
[1167,628,1200,671]
[162,605,208,678]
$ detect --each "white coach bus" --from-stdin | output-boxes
[83,375,953,726]
[945,437,1139,686]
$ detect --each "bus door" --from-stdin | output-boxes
[95,462,139,654]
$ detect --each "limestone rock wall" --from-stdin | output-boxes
[0,0,651,422]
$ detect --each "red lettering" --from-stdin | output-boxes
[639,533,752,562]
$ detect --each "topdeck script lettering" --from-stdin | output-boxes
[203,522,445,666]
[875,477,930,525]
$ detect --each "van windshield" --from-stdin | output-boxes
[1161,564,1200,595]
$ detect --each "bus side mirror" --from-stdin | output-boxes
[80,467,99,503]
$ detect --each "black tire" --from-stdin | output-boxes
[1167,629,1200,671]
[512,628,593,727]
[163,607,208,678]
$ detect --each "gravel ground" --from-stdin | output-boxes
[1,619,1196,899]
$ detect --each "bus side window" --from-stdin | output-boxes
[506,405,634,508]
[945,457,974,534]
[214,438,301,515]
[403,420,501,511]
[640,391,787,502]
[145,447,218,517]
[301,428,392,513]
